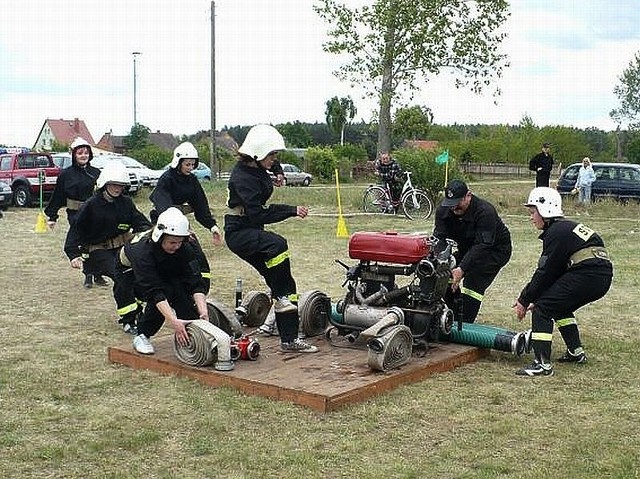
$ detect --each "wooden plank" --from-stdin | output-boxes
[108,335,488,412]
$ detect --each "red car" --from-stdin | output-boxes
[0,151,60,206]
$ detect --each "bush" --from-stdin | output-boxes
[393,147,464,198]
[128,145,171,170]
[305,146,338,181]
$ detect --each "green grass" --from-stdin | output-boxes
[0,179,639,478]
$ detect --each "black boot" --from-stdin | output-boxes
[93,275,109,287]
[83,274,93,289]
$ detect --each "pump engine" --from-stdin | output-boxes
[329,231,458,370]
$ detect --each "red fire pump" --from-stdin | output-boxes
[328,231,459,371]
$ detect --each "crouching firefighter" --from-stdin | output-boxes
[224,124,318,354]
[74,163,152,333]
[149,142,223,294]
[513,187,613,377]
[115,207,210,355]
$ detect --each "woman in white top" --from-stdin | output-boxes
[575,157,596,204]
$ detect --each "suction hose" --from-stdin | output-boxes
[441,322,530,356]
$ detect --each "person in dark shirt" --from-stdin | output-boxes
[115,207,209,355]
[528,143,554,187]
[375,152,403,206]
[224,124,318,354]
[513,187,612,377]
[74,163,152,334]
[433,179,512,324]
[149,142,222,293]
[44,137,106,288]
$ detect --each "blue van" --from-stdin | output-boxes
[557,162,640,202]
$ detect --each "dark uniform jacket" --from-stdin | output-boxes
[433,195,511,273]
[224,162,297,233]
[45,162,100,221]
[120,236,206,306]
[529,152,554,187]
[518,219,612,308]
[75,191,152,247]
[150,168,217,230]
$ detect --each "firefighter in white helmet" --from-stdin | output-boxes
[44,137,108,288]
[74,162,152,334]
[115,207,209,355]
[149,141,222,292]
[225,124,318,353]
[513,187,612,377]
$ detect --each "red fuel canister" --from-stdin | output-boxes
[348,231,430,264]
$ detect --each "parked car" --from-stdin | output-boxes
[557,162,640,202]
[51,152,72,169]
[0,151,60,206]
[269,163,312,186]
[90,156,142,195]
[162,162,212,181]
[0,180,12,210]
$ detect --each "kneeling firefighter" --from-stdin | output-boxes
[149,142,223,293]
[224,124,318,354]
[116,207,210,355]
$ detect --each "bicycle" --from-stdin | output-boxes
[362,171,434,220]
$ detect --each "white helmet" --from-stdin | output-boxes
[238,124,285,162]
[525,187,564,219]
[70,137,93,160]
[171,142,199,169]
[96,162,130,189]
[152,207,190,242]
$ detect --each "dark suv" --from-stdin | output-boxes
[556,162,640,202]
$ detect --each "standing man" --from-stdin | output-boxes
[513,187,612,377]
[529,143,554,187]
[433,179,512,324]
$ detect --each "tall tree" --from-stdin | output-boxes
[325,96,357,146]
[610,52,640,129]
[314,0,510,153]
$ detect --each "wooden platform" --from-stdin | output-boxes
[108,335,489,412]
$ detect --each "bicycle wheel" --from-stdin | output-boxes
[401,189,434,220]
[363,186,389,214]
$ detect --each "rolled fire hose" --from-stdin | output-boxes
[367,324,414,371]
[173,320,234,371]
[207,299,243,337]
[298,290,331,337]
[238,291,272,327]
[441,322,531,356]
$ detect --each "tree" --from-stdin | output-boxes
[325,96,357,145]
[124,123,151,151]
[276,121,313,148]
[611,52,640,129]
[314,0,510,154]
[393,105,433,142]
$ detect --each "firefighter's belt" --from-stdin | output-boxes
[226,206,245,216]
[66,199,84,211]
[176,204,194,215]
[568,246,610,268]
[86,232,133,252]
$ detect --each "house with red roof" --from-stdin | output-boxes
[33,118,96,151]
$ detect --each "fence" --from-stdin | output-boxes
[460,162,563,177]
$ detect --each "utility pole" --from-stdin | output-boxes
[132,51,141,126]
[210,1,217,178]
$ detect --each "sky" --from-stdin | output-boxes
[1,0,640,147]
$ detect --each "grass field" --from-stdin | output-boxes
[0,178,639,478]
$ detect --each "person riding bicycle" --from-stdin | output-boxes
[375,152,403,210]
